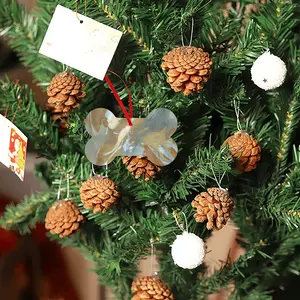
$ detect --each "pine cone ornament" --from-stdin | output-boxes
[122,156,161,182]
[46,72,86,126]
[223,131,261,172]
[45,200,85,238]
[161,46,212,96]
[80,176,120,213]
[192,188,234,230]
[131,276,174,300]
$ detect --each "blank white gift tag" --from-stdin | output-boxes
[39,5,122,80]
[0,114,28,181]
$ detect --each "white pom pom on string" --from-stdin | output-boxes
[251,51,287,91]
[171,231,205,269]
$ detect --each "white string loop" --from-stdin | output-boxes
[173,211,189,232]
[181,17,195,47]
[57,176,63,200]
[150,238,155,276]
[233,99,243,132]
[66,174,70,199]
[210,163,222,190]
[210,163,227,191]
[91,163,97,176]
[105,163,108,177]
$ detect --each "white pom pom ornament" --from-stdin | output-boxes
[251,51,287,90]
[171,231,205,269]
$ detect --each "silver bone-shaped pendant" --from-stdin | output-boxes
[84,108,178,166]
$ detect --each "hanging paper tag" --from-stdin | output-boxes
[39,5,122,80]
[84,108,178,166]
[0,115,27,181]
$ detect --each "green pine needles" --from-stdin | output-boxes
[0,0,300,299]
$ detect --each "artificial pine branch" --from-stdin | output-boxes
[277,78,300,171]
[47,230,135,298]
[253,1,298,56]
[91,0,152,53]
[0,1,300,299]
[171,146,233,200]
[0,79,59,158]
[215,20,267,76]
[194,230,300,299]
[0,0,61,82]
[194,244,266,299]
[264,146,300,230]
[0,192,52,235]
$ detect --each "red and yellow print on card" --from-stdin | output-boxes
[0,114,27,181]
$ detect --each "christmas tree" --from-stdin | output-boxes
[0,0,300,299]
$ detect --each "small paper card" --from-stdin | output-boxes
[0,114,27,181]
[39,5,122,80]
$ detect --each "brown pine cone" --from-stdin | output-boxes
[80,176,120,213]
[46,72,86,127]
[122,156,161,182]
[45,200,85,238]
[223,131,261,172]
[161,46,212,96]
[131,276,174,300]
[192,188,234,230]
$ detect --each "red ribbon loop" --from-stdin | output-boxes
[104,71,133,126]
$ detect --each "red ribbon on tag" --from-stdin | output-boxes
[104,71,133,126]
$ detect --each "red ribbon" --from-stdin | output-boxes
[104,70,133,126]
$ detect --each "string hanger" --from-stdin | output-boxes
[56,175,72,200]
[66,174,70,199]
[56,176,63,200]
[150,238,158,277]
[181,16,195,47]
[210,163,227,191]
[104,70,134,126]
[233,99,243,132]
[4,105,9,118]
[91,163,109,177]
[75,0,87,23]
[63,64,70,73]
[173,211,189,232]
[91,163,97,176]
[208,134,226,190]
[105,163,108,177]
